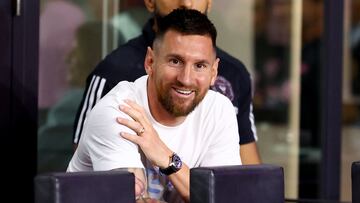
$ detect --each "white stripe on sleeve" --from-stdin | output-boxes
[249,104,258,141]
[74,75,106,143]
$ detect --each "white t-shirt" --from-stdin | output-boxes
[67,75,241,201]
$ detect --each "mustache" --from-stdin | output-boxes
[171,81,197,91]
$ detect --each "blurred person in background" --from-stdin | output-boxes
[38,22,115,173]
[300,0,323,148]
[38,0,85,113]
[253,0,291,123]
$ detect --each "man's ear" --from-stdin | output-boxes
[210,58,220,86]
[144,46,154,75]
[144,0,155,13]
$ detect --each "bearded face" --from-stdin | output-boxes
[145,30,218,119]
[155,78,204,117]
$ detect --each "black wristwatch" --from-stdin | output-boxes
[159,153,182,175]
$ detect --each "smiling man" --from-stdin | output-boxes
[73,0,261,166]
[67,9,241,202]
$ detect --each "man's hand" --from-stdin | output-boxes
[117,99,191,202]
[117,99,173,169]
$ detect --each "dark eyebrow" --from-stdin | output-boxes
[195,60,211,66]
[166,54,185,62]
[166,54,211,65]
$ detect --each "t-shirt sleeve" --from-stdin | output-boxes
[83,89,144,171]
[236,74,258,144]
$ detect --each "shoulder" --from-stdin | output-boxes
[90,81,135,114]
[216,47,250,78]
[82,80,139,136]
[213,47,252,103]
[90,76,147,115]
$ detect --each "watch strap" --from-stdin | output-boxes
[159,153,182,176]
[159,165,177,175]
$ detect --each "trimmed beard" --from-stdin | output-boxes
[156,81,207,117]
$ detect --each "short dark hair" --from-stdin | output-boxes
[155,8,217,47]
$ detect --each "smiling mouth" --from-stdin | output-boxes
[173,88,194,95]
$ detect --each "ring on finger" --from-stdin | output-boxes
[138,127,145,135]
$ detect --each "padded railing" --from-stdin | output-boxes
[34,170,134,203]
[35,164,284,203]
[190,164,284,203]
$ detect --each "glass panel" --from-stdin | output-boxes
[37,1,339,202]
[299,0,323,199]
[212,0,336,200]
[248,0,300,199]
[37,0,149,173]
[341,0,360,201]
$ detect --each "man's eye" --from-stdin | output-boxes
[170,59,180,65]
[195,64,207,69]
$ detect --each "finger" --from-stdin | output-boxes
[120,132,141,145]
[117,117,144,135]
[124,99,144,112]
[123,100,152,127]
[119,104,145,124]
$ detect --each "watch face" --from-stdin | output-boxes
[172,154,182,169]
[159,153,182,175]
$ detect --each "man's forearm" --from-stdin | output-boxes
[125,165,191,202]
[113,168,147,198]
[167,163,190,202]
[240,142,261,165]
[128,168,147,197]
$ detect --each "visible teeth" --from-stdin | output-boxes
[175,89,192,95]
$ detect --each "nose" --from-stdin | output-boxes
[177,65,193,86]
[179,0,193,9]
